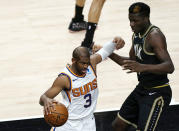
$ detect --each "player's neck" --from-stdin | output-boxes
[140,23,151,36]
[70,64,81,76]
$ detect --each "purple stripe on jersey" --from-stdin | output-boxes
[58,73,71,103]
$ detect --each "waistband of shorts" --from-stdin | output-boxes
[69,113,94,121]
[144,83,169,89]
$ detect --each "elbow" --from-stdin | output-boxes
[39,95,44,106]
[39,99,42,106]
[168,65,175,74]
[39,100,42,106]
[169,67,175,74]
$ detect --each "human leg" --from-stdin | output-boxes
[112,87,139,131]
[68,0,87,32]
[82,114,96,131]
[54,114,96,131]
[81,0,106,49]
[112,115,130,131]
[74,0,85,21]
[137,86,172,131]
[88,0,106,22]
[52,118,79,131]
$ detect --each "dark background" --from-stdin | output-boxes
[0,105,178,131]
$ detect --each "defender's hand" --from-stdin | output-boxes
[113,36,125,50]
[122,60,144,73]
[92,44,102,53]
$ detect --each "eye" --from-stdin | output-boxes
[83,62,90,65]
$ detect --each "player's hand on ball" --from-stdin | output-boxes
[43,98,59,115]
[44,103,68,127]
[113,36,125,50]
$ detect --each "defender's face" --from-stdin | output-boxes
[74,56,90,75]
[129,13,147,34]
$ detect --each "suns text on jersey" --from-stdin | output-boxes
[72,78,97,97]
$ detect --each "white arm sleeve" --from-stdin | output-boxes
[96,41,116,60]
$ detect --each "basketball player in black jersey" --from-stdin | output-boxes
[110,2,175,131]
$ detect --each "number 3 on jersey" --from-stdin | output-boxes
[84,93,91,108]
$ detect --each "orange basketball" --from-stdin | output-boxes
[44,103,68,127]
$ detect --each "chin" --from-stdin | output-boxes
[133,30,139,34]
[80,72,86,75]
[82,72,87,75]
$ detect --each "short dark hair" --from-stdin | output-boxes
[129,2,150,17]
[72,46,90,60]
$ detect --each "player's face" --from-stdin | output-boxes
[129,13,147,34]
[75,56,90,75]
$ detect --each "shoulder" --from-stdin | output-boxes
[55,73,71,90]
[146,27,166,47]
[58,73,70,81]
[90,53,102,64]
[147,27,165,40]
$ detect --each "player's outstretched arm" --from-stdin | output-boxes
[39,75,69,115]
[123,29,175,74]
[109,41,136,66]
[90,36,125,69]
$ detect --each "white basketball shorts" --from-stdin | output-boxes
[50,114,96,131]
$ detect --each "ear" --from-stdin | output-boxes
[72,58,76,64]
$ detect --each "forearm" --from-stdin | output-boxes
[95,41,116,62]
[142,62,174,74]
[39,94,47,106]
[109,53,130,66]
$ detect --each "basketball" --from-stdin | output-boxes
[44,103,68,127]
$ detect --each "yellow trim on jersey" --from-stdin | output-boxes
[65,90,71,103]
[66,64,86,78]
[143,38,155,55]
[144,96,164,131]
[117,112,137,129]
[50,127,54,131]
[89,65,97,77]
[143,25,156,55]
[133,25,156,55]
[144,83,169,89]
[139,24,153,38]
[153,83,169,88]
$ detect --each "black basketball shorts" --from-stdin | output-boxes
[118,84,172,131]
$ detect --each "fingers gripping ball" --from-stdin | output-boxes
[44,103,68,127]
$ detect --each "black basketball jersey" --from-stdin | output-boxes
[132,25,169,88]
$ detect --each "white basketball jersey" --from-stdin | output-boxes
[59,64,99,119]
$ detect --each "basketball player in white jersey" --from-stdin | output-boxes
[39,36,125,131]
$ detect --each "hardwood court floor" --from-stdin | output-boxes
[0,0,179,120]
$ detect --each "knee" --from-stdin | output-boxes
[112,117,128,131]
[93,0,106,5]
[112,120,119,131]
[112,120,121,131]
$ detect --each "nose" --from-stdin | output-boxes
[83,64,88,68]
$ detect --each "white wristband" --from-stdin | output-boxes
[96,41,116,60]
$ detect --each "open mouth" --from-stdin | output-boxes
[82,69,87,74]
